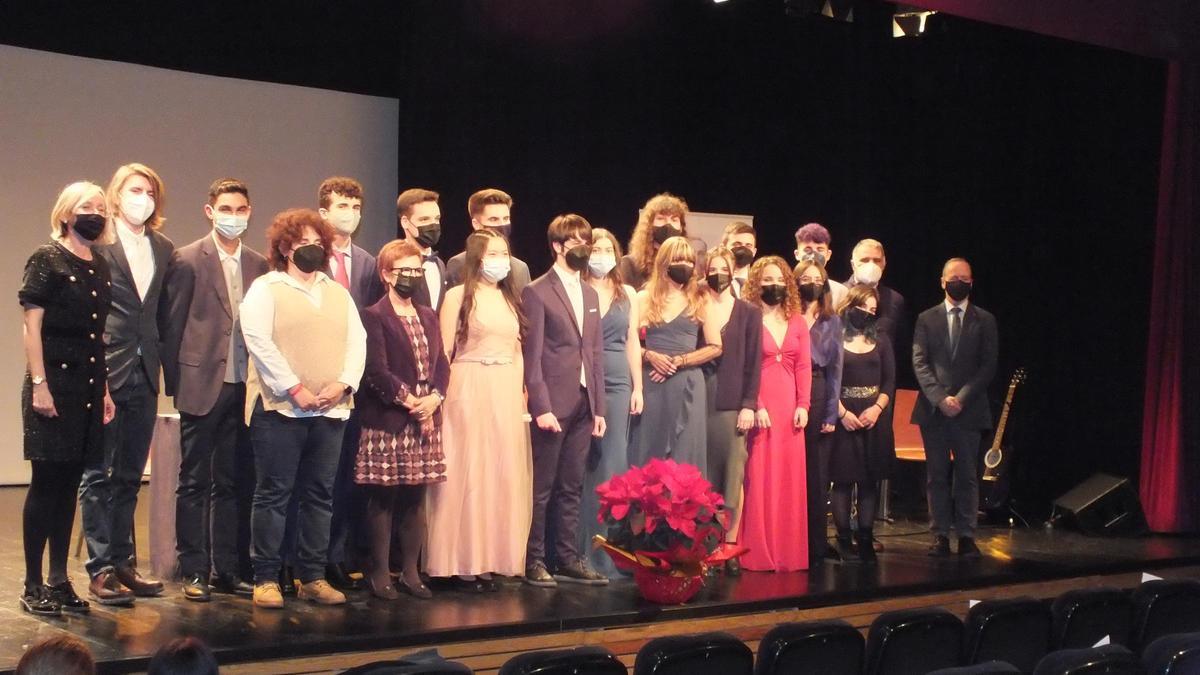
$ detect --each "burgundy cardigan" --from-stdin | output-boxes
[356,295,450,433]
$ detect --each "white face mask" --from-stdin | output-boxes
[213,213,248,239]
[121,192,155,227]
[853,261,883,287]
[588,254,617,278]
[328,209,360,235]
[480,258,511,283]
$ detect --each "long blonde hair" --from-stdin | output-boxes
[644,236,706,326]
[628,193,688,282]
[107,163,166,230]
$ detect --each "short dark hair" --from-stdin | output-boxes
[16,634,95,675]
[795,222,831,245]
[318,176,364,209]
[546,213,593,249]
[207,178,249,206]
[147,637,218,675]
[467,188,512,218]
[266,208,335,272]
[396,188,439,221]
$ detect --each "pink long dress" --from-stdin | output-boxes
[741,313,812,572]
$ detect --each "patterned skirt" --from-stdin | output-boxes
[355,383,447,486]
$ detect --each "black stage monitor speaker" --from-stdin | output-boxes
[1052,473,1147,535]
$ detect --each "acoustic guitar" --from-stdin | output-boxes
[981,367,1025,510]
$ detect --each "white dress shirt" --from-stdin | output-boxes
[329,238,353,281]
[421,246,442,309]
[239,271,367,419]
[552,263,587,387]
[117,221,155,301]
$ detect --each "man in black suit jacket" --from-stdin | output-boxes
[81,163,174,604]
[396,188,449,312]
[445,188,532,292]
[911,258,998,558]
[522,214,607,587]
[161,179,269,601]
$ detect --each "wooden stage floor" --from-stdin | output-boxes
[0,486,1196,674]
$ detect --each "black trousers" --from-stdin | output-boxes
[527,386,592,567]
[176,383,254,578]
[920,417,983,539]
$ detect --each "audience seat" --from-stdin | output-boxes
[927,662,1020,675]
[964,596,1053,672]
[754,620,865,675]
[634,632,753,675]
[1131,579,1200,650]
[1052,588,1134,649]
[341,648,473,674]
[865,608,964,675]
[1141,632,1200,675]
[1033,645,1145,675]
[498,646,627,675]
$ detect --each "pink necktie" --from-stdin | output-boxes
[333,251,351,290]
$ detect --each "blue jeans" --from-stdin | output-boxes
[249,403,345,584]
[79,365,158,577]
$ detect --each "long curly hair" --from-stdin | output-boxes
[644,236,706,326]
[455,228,526,349]
[627,193,689,283]
[743,256,802,319]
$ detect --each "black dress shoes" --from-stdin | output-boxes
[48,580,90,613]
[209,572,254,597]
[453,576,486,593]
[928,535,952,557]
[523,562,557,588]
[20,584,60,616]
[958,537,982,558]
[182,573,211,602]
[326,563,361,591]
[397,576,433,599]
[279,566,297,596]
[553,561,609,586]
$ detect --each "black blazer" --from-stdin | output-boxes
[709,299,763,411]
[910,302,999,430]
[357,297,450,433]
[95,227,175,393]
[522,269,605,420]
[411,254,450,312]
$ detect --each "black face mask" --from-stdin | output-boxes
[846,306,877,331]
[666,263,694,285]
[414,224,441,249]
[706,272,731,293]
[653,224,682,246]
[71,213,106,241]
[392,274,424,300]
[563,243,591,272]
[798,282,823,303]
[291,244,326,274]
[760,284,787,306]
[945,280,972,302]
[731,245,755,269]
[492,224,512,239]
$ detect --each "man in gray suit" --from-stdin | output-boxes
[82,163,175,605]
[912,257,998,558]
[162,179,269,602]
[445,188,532,292]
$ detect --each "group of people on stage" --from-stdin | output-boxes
[19,165,999,615]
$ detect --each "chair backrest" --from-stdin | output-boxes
[340,649,473,674]
[865,608,964,675]
[754,620,865,675]
[927,662,1020,675]
[1132,580,1200,650]
[1033,645,1145,675]
[1052,588,1135,649]
[633,632,753,675]
[499,646,627,675]
[1141,632,1200,675]
[965,596,1053,672]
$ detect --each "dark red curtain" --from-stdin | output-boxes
[1140,61,1199,533]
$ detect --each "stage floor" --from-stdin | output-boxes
[0,486,1197,674]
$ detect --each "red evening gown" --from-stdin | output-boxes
[740,313,812,571]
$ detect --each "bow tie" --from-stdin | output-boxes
[423,252,439,263]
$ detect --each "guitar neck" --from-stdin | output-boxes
[988,382,1018,451]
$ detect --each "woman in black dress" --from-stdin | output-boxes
[829,285,895,565]
[19,182,116,615]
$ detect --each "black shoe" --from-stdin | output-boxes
[326,563,361,591]
[524,562,557,588]
[928,535,952,557]
[478,575,500,592]
[553,560,609,585]
[279,566,297,596]
[725,558,742,577]
[958,537,982,558]
[452,576,486,593]
[856,531,878,566]
[20,584,61,616]
[209,572,254,597]
[398,576,434,599]
[834,533,860,564]
[182,573,211,602]
[47,580,89,614]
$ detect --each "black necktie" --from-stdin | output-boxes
[949,307,962,357]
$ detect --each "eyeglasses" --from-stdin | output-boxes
[390,267,424,278]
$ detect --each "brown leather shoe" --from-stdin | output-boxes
[114,565,164,597]
[88,570,134,606]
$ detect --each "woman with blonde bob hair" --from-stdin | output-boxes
[617,193,707,290]
[18,181,117,616]
[628,237,723,476]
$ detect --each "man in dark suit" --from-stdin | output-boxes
[445,188,532,292]
[522,214,607,587]
[396,188,449,311]
[911,257,998,558]
[82,163,175,605]
[317,176,384,589]
[161,179,269,602]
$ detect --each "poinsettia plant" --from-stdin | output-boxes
[594,458,734,571]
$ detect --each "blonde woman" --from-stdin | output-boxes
[628,237,722,475]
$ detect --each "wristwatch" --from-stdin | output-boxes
[31,375,45,385]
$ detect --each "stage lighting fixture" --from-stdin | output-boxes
[892,5,936,37]
[713,0,730,4]
[784,0,854,22]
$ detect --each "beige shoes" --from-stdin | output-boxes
[253,582,284,609]
[298,579,346,605]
